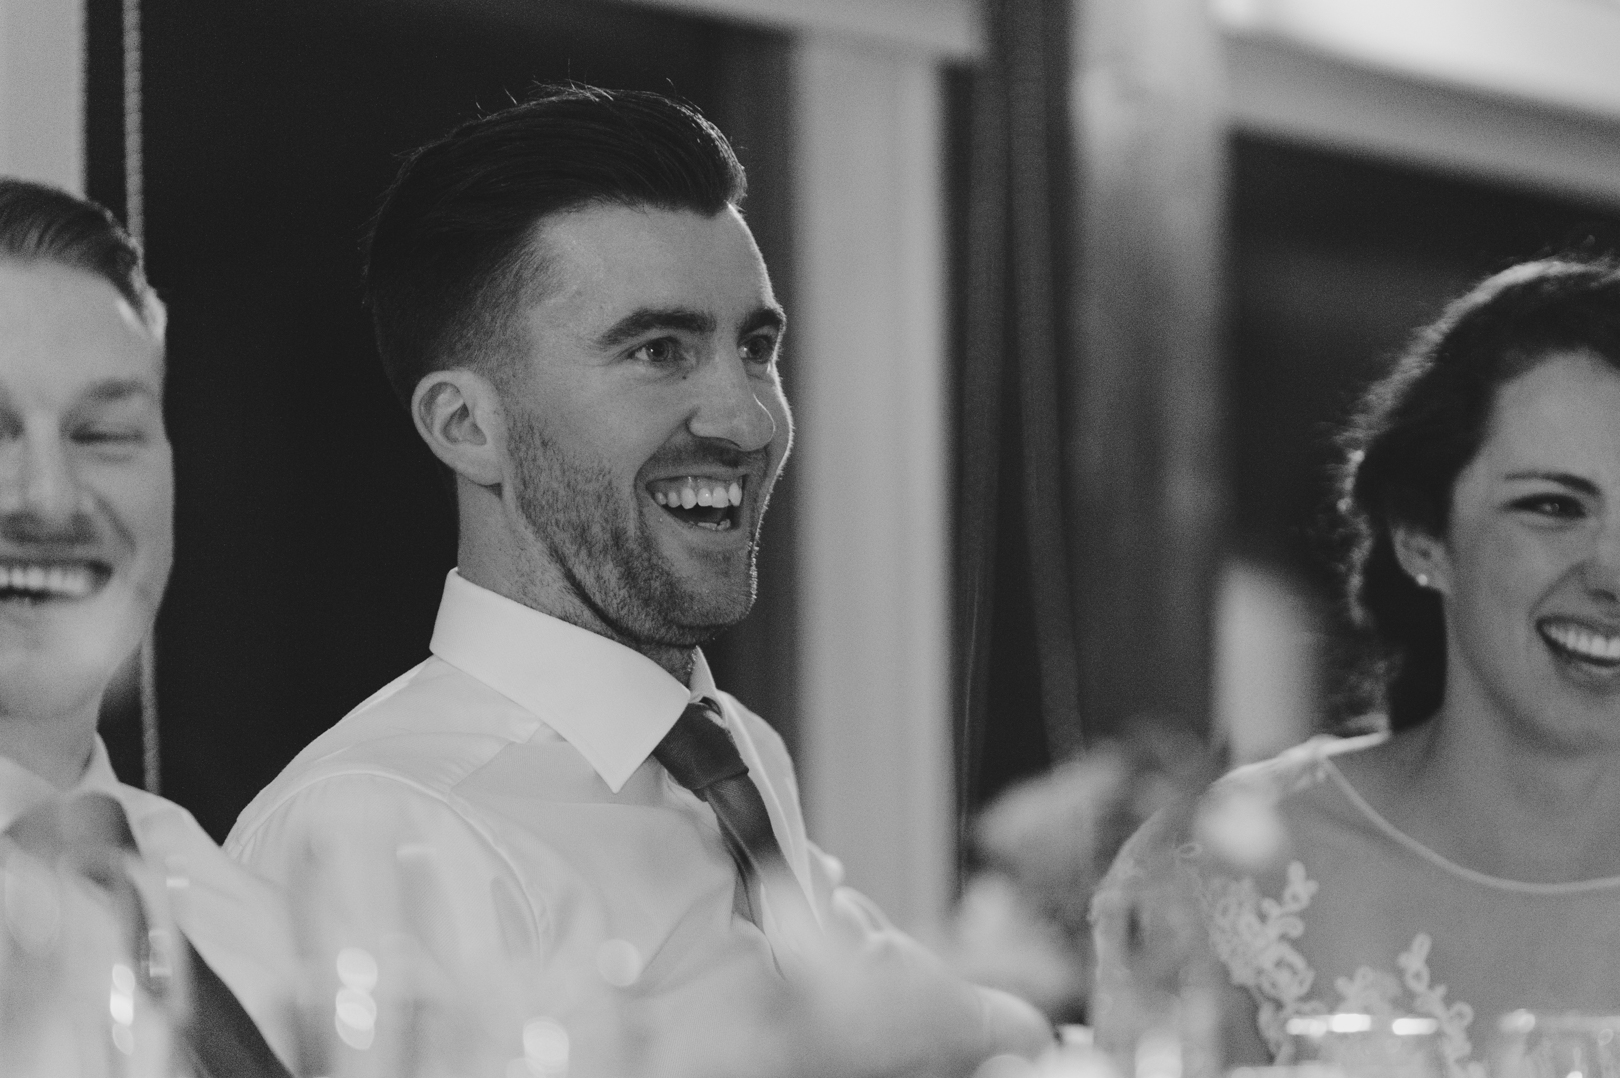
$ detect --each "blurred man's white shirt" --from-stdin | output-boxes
[0,741,300,1066]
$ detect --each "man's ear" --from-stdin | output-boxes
[411,368,506,487]
[1391,522,1453,596]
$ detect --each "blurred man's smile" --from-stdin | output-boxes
[0,558,109,602]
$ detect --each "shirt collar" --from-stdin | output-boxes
[429,569,710,794]
[0,737,123,834]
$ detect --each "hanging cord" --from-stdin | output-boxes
[124,0,158,793]
[139,635,160,794]
[122,0,144,244]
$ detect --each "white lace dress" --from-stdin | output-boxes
[1091,734,1620,1078]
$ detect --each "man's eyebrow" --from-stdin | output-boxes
[1504,470,1600,496]
[77,378,158,406]
[739,306,786,338]
[595,307,717,350]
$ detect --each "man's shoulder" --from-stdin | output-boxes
[226,655,536,851]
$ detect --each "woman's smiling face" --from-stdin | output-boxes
[1407,351,1620,749]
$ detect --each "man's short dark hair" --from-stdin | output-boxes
[363,84,747,409]
[0,178,164,335]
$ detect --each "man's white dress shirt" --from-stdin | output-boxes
[0,739,299,1065]
[227,570,888,1049]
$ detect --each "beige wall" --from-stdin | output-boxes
[0,0,83,193]
[1219,0,1620,207]
[793,32,953,933]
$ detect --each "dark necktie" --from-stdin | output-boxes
[5,792,292,1078]
[653,699,812,933]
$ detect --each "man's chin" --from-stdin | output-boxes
[655,593,757,648]
[623,576,756,650]
[0,643,130,724]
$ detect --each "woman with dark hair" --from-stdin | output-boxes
[1093,257,1620,1077]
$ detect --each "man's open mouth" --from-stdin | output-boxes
[0,560,110,602]
[1539,617,1620,669]
[647,476,745,532]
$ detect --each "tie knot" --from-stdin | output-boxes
[653,699,749,795]
[7,791,140,859]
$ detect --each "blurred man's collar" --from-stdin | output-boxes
[0,736,122,833]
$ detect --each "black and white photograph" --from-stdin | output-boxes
[2,0,1620,1074]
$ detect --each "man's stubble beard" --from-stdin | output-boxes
[506,410,759,650]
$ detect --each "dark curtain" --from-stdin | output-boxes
[954,0,1083,827]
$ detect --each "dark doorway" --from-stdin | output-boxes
[1228,133,1620,723]
[87,0,795,838]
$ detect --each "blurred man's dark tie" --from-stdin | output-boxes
[5,792,291,1078]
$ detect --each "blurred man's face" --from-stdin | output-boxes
[503,204,791,649]
[0,262,171,723]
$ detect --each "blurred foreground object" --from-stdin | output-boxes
[1490,1013,1620,1078]
[268,806,1050,1078]
[948,720,1221,1024]
[279,810,630,1078]
[1286,1014,1444,1078]
[640,873,1051,1078]
[0,807,186,1077]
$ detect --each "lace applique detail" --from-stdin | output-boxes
[1205,860,1484,1078]
[1201,860,1322,1058]
[1334,966,1404,1015]
[1327,937,1481,1078]
[1396,935,1481,1078]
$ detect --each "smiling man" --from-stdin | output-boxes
[226,87,1046,1072]
[0,179,296,1074]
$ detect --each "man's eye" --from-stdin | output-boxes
[73,427,145,447]
[630,339,682,365]
[740,335,778,366]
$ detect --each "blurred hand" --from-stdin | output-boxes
[637,877,1052,1078]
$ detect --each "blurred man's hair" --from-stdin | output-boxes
[0,177,165,336]
[364,84,747,409]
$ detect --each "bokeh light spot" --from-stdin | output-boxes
[595,938,643,987]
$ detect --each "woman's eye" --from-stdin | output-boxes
[631,339,681,365]
[1512,493,1584,520]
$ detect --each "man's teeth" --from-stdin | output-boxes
[1544,622,1620,662]
[652,479,743,509]
[0,563,96,599]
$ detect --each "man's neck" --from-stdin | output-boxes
[0,709,97,791]
[457,488,705,685]
[457,558,698,685]
[642,643,695,686]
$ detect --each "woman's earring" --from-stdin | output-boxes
[1415,573,1430,588]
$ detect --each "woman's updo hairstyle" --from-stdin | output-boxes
[1337,255,1620,729]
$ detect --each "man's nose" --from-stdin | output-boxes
[0,429,82,523]
[687,353,778,452]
